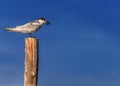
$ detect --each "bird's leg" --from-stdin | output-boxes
[28,33,33,37]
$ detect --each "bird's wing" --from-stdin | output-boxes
[16,22,32,28]
[16,20,39,28]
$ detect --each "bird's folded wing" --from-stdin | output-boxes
[15,20,38,28]
[16,23,32,28]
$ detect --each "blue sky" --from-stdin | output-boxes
[0,0,120,86]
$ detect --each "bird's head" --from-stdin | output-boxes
[38,17,50,25]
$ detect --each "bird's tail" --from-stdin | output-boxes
[4,28,12,32]
[3,28,22,33]
[0,27,15,32]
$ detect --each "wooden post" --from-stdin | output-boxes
[24,37,39,86]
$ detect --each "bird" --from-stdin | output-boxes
[4,17,50,36]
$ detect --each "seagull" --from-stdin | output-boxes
[4,18,50,36]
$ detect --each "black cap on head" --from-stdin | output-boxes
[40,17,46,21]
[39,17,50,25]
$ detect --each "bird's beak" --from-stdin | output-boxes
[46,21,50,25]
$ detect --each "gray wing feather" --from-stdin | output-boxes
[16,20,40,28]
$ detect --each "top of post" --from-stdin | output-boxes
[25,37,38,40]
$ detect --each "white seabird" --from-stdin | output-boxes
[4,18,50,36]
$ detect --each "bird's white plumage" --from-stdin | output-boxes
[4,18,50,35]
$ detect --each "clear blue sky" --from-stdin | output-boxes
[0,0,120,86]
